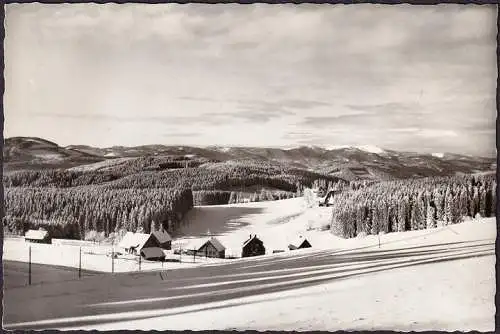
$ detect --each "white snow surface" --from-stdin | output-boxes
[68,157,133,172]
[3,196,496,331]
[432,152,445,158]
[327,145,385,153]
[32,153,65,161]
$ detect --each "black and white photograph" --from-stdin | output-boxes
[2,3,497,331]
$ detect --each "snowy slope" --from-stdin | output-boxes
[3,217,496,331]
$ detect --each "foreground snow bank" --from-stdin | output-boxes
[4,218,495,331]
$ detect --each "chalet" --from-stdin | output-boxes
[242,234,265,258]
[118,232,161,256]
[185,237,226,258]
[24,229,51,244]
[288,235,312,250]
[140,247,166,261]
[152,230,172,250]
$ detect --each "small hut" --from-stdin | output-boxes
[199,237,226,258]
[288,235,312,250]
[152,230,172,250]
[24,229,51,244]
[140,247,166,261]
[185,237,226,259]
[242,234,265,258]
[118,232,160,255]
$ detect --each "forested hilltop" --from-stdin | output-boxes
[3,158,343,240]
[330,173,496,238]
[3,137,496,241]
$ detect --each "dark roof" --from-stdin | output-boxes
[289,235,311,248]
[141,247,165,259]
[243,235,263,247]
[187,237,226,252]
[203,237,226,252]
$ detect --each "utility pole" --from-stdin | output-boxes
[378,233,381,248]
[79,247,82,279]
[111,243,115,274]
[28,245,32,285]
[139,255,142,271]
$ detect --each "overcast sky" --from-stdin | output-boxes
[4,4,497,156]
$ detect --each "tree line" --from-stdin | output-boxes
[3,186,193,239]
[193,189,297,206]
[4,160,344,195]
[330,173,496,238]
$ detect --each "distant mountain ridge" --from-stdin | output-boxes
[3,136,496,180]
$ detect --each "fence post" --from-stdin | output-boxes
[112,245,115,274]
[79,247,82,279]
[28,245,32,285]
[139,255,141,271]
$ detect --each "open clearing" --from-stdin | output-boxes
[3,208,496,331]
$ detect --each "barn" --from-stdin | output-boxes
[140,247,166,261]
[152,230,172,250]
[118,232,161,256]
[24,229,51,244]
[242,234,265,258]
[185,237,226,258]
[288,235,312,250]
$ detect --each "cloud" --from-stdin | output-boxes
[30,112,224,126]
[4,4,496,156]
[162,131,200,138]
[417,129,458,138]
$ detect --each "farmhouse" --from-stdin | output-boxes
[24,229,51,244]
[118,232,161,256]
[140,247,166,261]
[288,235,312,250]
[152,230,172,250]
[242,234,266,257]
[185,237,226,258]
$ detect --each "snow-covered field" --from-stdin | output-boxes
[3,196,496,331]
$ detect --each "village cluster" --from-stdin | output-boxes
[23,227,313,263]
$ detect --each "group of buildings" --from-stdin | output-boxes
[23,227,313,262]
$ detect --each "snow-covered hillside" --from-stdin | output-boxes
[175,197,333,256]
[3,216,496,331]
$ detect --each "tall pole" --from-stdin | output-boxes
[139,254,141,271]
[28,245,32,285]
[378,233,381,248]
[79,247,82,279]
[111,244,115,274]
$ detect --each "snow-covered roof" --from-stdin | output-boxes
[25,229,49,240]
[152,230,172,243]
[140,247,165,259]
[118,232,152,251]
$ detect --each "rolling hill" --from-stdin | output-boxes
[3,137,496,180]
